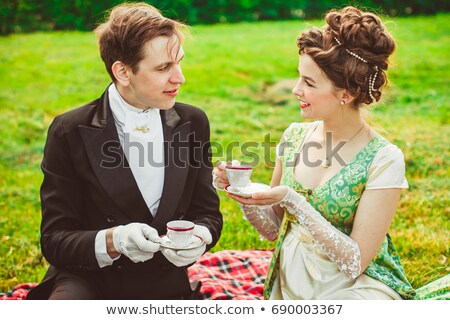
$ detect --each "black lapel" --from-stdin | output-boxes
[78,89,153,224]
[151,107,191,231]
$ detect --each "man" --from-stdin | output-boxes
[27,2,222,300]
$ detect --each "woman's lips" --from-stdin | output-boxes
[300,102,310,109]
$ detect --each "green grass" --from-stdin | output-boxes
[1,14,449,293]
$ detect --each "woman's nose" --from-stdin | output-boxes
[292,79,304,97]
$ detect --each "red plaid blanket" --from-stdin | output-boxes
[0,283,37,300]
[188,249,273,300]
[1,250,272,300]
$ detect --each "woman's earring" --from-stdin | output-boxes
[341,100,345,105]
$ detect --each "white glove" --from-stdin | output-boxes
[192,224,213,245]
[161,224,212,267]
[239,204,280,242]
[113,222,161,263]
[278,188,362,279]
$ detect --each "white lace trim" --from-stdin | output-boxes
[239,204,279,242]
[279,189,362,279]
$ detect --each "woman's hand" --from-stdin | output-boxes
[212,161,229,190]
[227,186,289,206]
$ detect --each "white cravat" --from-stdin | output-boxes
[108,84,165,217]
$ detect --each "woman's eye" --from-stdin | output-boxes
[299,75,314,87]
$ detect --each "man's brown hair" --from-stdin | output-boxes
[94,2,187,81]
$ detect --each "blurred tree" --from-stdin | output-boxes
[0,0,18,34]
[1,0,449,35]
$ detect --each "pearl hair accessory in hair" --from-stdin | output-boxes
[333,36,379,102]
[368,66,379,102]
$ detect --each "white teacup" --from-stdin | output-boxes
[225,163,253,188]
[166,220,195,248]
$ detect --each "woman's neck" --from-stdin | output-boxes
[321,108,367,142]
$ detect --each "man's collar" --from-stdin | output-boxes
[91,83,181,129]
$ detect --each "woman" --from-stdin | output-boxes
[213,6,415,300]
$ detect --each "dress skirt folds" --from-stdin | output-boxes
[270,222,402,300]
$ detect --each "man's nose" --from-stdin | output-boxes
[171,65,185,84]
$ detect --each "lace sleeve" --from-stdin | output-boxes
[239,204,280,242]
[278,189,362,279]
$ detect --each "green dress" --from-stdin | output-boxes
[263,122,449,300]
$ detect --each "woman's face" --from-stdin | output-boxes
[292,54,342,120]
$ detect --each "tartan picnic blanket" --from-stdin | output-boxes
[188,249,273,300]
[1,250,273,300]
[0,283,37,300]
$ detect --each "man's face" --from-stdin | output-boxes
[120,35,185,110]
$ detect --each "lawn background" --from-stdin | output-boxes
[0,14,449,293]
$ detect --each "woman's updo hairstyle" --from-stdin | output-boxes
[297,6,396,106]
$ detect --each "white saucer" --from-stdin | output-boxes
[225,182,271,198]
[159,235,204,250]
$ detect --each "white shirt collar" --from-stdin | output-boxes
[108,83,160,128]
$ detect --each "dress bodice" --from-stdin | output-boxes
[279,122,388,235]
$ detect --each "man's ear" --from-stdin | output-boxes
[111,61,130,86]
[341,90,356,105]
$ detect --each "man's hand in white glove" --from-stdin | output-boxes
[192,224,213,245]
[161,224,212,267]
[112,222,161,263]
